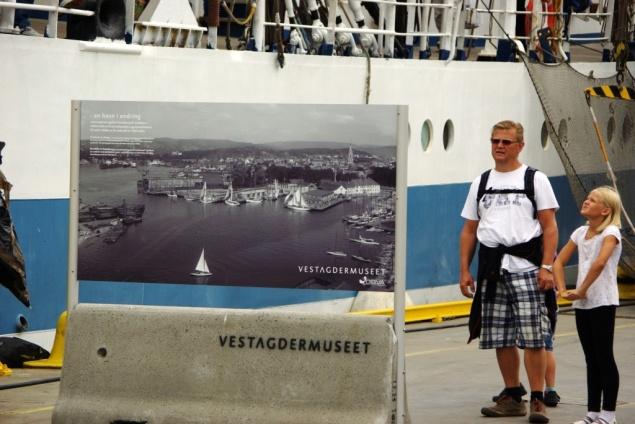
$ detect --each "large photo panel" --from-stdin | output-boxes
[76,101,399,292]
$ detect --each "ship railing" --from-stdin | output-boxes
[254,0,463,59]
[0,0,615,62]
[465,2,613,58]
[0,0,93,37]
[253,0,614,61]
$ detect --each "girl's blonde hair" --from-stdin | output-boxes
[590,186,622,231]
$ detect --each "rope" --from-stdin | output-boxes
[364,47,371,104]
[478,0,635,271]
[224,0,235,49]
[275,0,285,68]
[222,1,256,26]
[477,1,635,275]
[476,0,633,196]
[0,376,60,391]
[474,0,589,197]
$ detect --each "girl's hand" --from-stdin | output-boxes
[562,289,586,300]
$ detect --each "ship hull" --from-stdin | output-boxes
[0,35,620,339]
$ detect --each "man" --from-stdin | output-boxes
[459,120,558,423]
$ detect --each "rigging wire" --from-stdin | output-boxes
[475,0,589,197]
[480,0,635,247]
[476,0,635,210]
[584,89,635,239]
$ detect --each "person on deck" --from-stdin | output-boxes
[14,0,41,36]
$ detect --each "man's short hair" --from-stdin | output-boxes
[492,120,524,143]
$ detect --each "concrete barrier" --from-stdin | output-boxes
[53,303,396,424]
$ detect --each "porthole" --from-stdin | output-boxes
[540,121,550,150]
[421,119,433,152]
[443,120,454,151]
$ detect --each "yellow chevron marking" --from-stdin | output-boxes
[619,86,634,100]
[586,86,635,101]
[601,85,615,97]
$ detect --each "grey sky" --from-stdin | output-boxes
[81,101,398,146]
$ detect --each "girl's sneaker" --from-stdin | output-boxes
[573,417,595,424]
[593,419,616,424]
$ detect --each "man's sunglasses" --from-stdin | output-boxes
[490,138,519,146]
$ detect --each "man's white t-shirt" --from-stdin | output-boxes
[461,164,559,272]
[570,224,622,309]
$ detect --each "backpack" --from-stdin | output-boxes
[476,167,538,218]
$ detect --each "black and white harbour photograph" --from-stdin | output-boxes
[76,101,399,291]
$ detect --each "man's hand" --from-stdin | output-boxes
[537,268,554,291]
[459,271,476,298]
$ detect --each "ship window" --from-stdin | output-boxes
[442,119,454,151]
[421,120,433,152]
[558,119,568,146]
[607,116,615,144]
[540,121,550,150]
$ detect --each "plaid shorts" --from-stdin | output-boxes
[479,269,551,350]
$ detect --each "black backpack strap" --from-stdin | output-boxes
[476,167,538,219]
[476,170,491,219]
[524,166,537,218]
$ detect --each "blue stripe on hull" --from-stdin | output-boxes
[4,199,69,333]
[406,175,582,289]
[406,181,470,288]
[1,176,582,333]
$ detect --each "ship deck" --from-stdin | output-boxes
[1,303,634,423]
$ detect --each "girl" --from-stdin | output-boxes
[553,186,622,424]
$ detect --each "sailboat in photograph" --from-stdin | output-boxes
[199,182,214,204]
[190,248,212,277]
[245,192,264,203]
[326,226,346,257]
[285,188,311,211]
[349,235,380,245]
[268,179,280,200]
[351,254,372,263]
[224,183,240,206]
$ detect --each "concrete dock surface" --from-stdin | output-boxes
[1,303,634,424]
[406,302,635,423]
